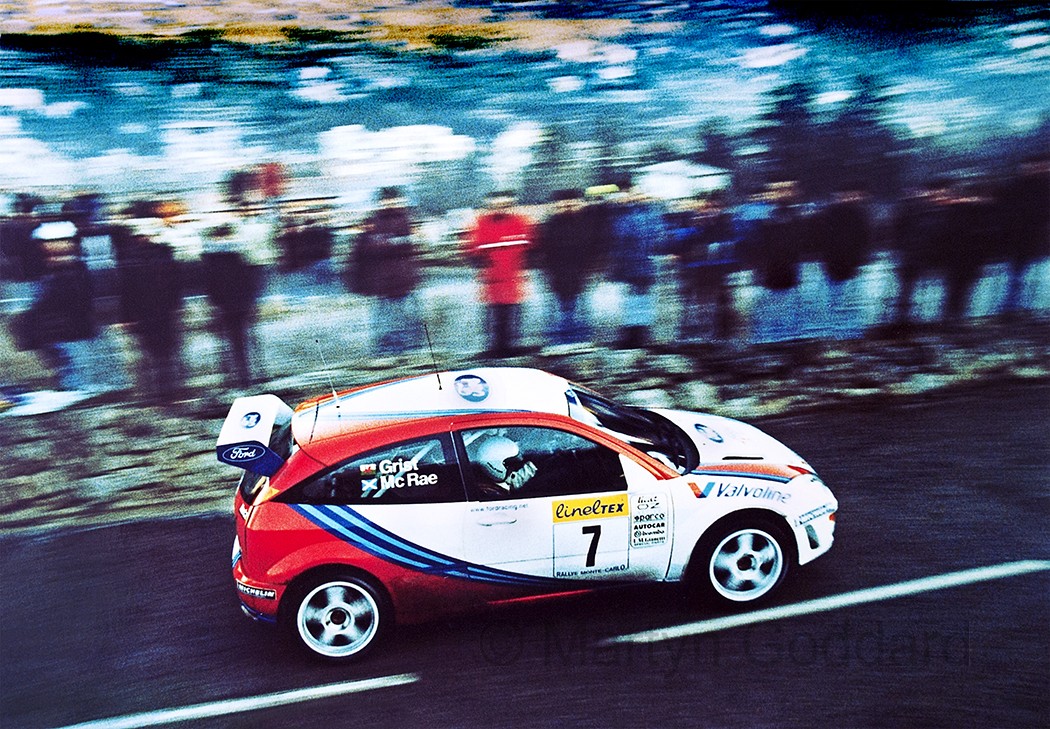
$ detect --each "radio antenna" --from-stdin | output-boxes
[314,338,341,413]
[423,322,442,390]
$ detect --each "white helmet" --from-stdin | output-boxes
[474,436,522,483]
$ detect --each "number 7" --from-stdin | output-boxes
[582,525,601,567]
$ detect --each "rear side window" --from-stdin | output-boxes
[280,434,464,505]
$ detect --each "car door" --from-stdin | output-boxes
[459,425,670,582]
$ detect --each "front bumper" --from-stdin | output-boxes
[794,503,836,565]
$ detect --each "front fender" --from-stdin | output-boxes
[667,472,836,579]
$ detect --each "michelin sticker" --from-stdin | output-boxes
[796,503,835,526]
[631,494,668,548]
[553,494,629,579]
[236,581,276,600]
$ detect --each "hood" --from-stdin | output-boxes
[653,409,813,472]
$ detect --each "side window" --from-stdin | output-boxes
[282,434,464,505]
[460,426,626,501]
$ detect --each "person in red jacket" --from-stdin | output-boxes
[463,190,535,357]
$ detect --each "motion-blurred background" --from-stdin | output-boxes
[1,1,1048,526]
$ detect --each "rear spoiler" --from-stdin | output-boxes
[216,394,293,476]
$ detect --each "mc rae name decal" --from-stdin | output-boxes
[360,457,438,491]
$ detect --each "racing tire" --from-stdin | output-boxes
[691,518,793,606]
[283,573,385,661]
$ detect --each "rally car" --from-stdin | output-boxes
[218,367,836,661]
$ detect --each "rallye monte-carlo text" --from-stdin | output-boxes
[217,367,837,661]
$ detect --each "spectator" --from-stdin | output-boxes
[940,186,991,323]
[25,221,98,392]
[114,223,184,401]
[0,193,45,313]
[347,187,424,357]
[276,210,336,302]
[607,178,669,348]
[891,184,941,329]
[463,190,536,357]
[894,178,988,327]
[63,192,130,393]
[740,181,807,343]
[998,155,1050,316]
[63,194,117,305]
[201,221,264,387]
[674,193,739,341]
[536,189,599,348]
[810,187,874,340]
[219,178,280,302]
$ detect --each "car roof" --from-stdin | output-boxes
[291,367,573,446]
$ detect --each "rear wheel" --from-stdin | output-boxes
[285,574,384,661]
[694,520,792,605]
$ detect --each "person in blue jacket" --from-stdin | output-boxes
[607,177,669,349]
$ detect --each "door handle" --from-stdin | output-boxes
[477,517,517,526]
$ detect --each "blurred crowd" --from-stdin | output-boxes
[1,155,1047,402]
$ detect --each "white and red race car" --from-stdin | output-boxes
[218,367,837,661]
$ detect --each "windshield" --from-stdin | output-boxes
[566,386,698,474]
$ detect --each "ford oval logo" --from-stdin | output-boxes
[694,423,724,443]
[222,445,264,462]
[454,374,490,402]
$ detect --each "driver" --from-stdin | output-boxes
[471,435,537,498]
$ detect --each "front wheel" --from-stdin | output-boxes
[694,521,791,605]
[285,574,384,661]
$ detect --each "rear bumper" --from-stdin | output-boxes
[240,602,278,624]
[232,538,282,621]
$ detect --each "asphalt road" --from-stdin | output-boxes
[2,382,1048,729]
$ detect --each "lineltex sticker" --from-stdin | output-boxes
[552,493,629,522]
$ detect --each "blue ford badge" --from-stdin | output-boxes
[223,445,264,462]
[241,411,262,429]
[454,374,489,402]
[694,423,724,443]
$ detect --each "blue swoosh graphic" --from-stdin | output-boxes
[291,503,570,588]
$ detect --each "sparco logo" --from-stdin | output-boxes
[223,445,263,462]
